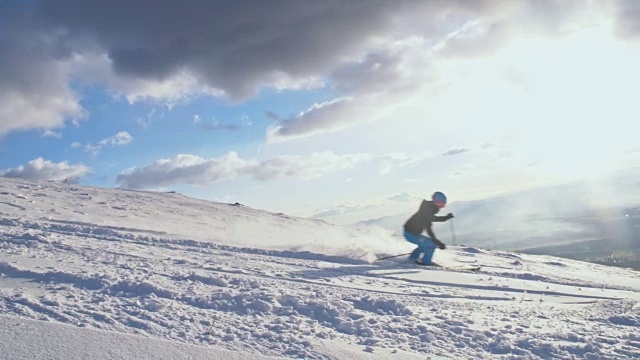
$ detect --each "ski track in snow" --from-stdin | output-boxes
[0,178,639,359]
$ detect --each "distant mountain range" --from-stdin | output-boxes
[356,168,640,269]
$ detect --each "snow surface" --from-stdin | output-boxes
[0,177,638,359]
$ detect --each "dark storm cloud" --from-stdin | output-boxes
[1,0,444,134]
[0,2,84,135]
[2,0,639,137]
[614,0,640,40]
[331,51,408,96]
[33,0,436,101]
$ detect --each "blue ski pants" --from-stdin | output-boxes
[403,230,437,264]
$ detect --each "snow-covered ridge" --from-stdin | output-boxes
[0,177,398,261]
[0,177,639,359]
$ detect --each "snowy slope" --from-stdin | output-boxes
[0,178,639,359]
[0,315,282,360]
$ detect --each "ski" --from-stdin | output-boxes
[415,261,481,271]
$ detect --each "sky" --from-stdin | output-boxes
[0,0,638,224]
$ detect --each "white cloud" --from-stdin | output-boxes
[387,192,415,203]
[73,53,224,108]
[107,132,131,145]
[116,152,254,189]
[266,97,365,142]
[311,202,380,219]
[99,131,133,146]
[72,131,133,158]
[266,44,430,142]
[116,151,370,189]
[241,152,371,181]
[376,152,433,174]
[135,108,159,128]
[116,150,432,189]
[199,120,241,132]
[240,114,252,127]
[41,130,63,138]
[263,0,640,148]
[0,158,90,183]
[0,59,85,136]
[311,191,421,219]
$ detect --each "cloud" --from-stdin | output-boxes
[72,131,133,158]
[263,0,640,143]
[29,0,444,101]
[434,20,512,59]
[75,54,223,106]
[612,0,640,40]
[266,97,367,141]
[116,152,252,189]
[0,0,501,136]
[116,150,430,189]
[387,192,415,203]
[312,202,380,219]
[195,114,249,132]
[135,108,160,128]
[199,121,241,132]
[311,191,420,219]
[442,148,471,156]
[376,152,433,174]
[0,158,90,183]
[241,152,371,181]
[0,4,85,136]
[331,49,414,96]
[498,150,516,159]
[99,131,133,146]
[42,130,63,138]
[263,8,506,142]
[2,0,638,139]
[266,45,431,142]
[116,151,369,189]
[434,1,588,59]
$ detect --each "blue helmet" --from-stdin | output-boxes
[432,191,447,207]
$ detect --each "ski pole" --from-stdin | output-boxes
[450,218,457,246]
[375,252,412,261]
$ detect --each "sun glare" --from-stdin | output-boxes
[431,16,639,180]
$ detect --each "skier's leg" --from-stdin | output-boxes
[404,231,424,261]
[409,246,422,260]
[419,236,437,264]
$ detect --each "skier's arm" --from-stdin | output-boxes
[426,225,437,240]
[432,213,454,222]
[426,224,446,249]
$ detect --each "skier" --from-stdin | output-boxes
[403,191,454,265]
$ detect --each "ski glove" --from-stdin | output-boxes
[438,242,446,250]
[446,213,454,220]
[434,239,446,250]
